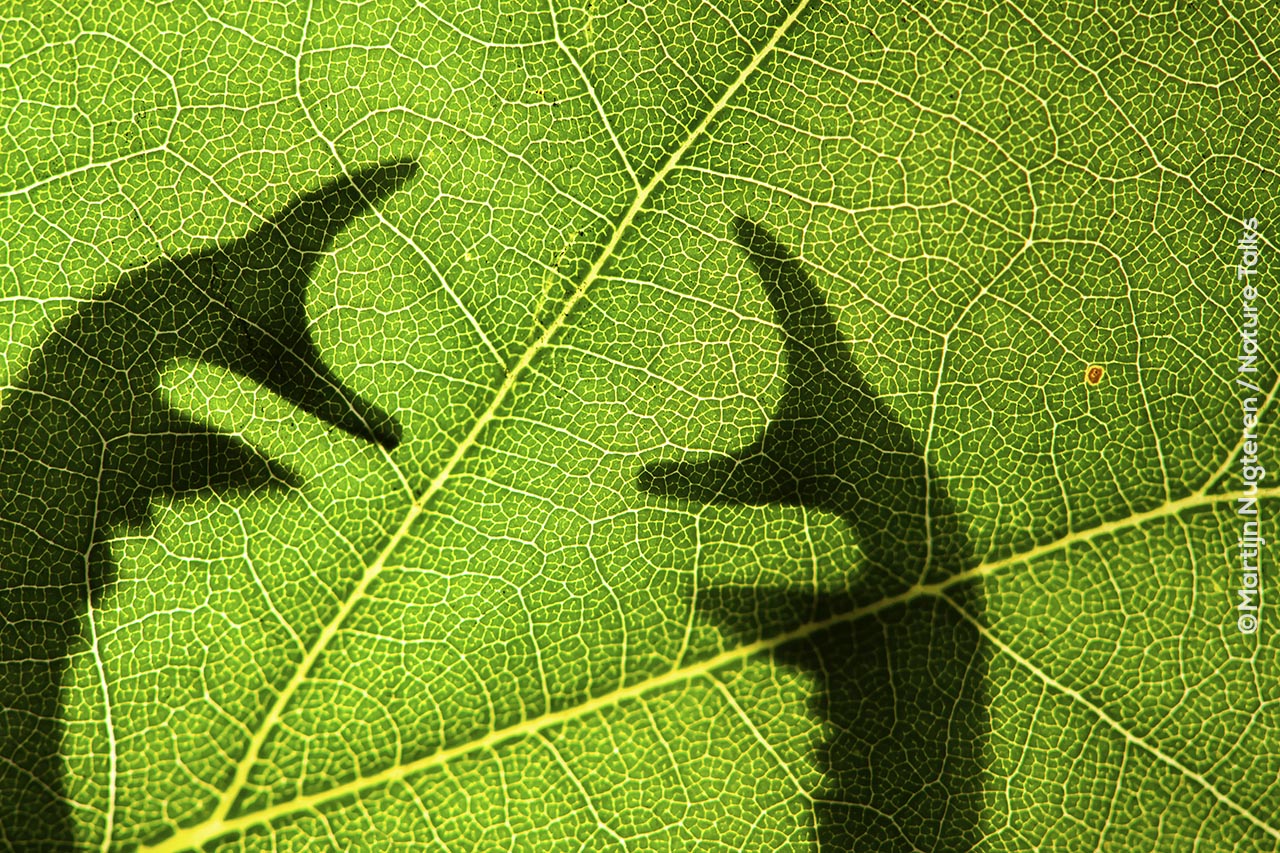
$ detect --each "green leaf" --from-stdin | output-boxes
[1,1,1276,850]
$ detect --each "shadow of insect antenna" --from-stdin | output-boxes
[0,160,417,850]
[639,217,988,851]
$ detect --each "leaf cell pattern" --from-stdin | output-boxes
[0,1,1277,851]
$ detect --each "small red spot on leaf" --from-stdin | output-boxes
[1086,365,1104,385]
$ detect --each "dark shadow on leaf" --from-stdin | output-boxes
[0,160,416,851]
[639,218,987,851]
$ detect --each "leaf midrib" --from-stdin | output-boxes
[144,483,1280,852]
[134,1,1279,847]
[149,2,816,848]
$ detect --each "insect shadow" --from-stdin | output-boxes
[638,218,987,851]
[0,161,416,850]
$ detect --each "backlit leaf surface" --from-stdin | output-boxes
[1,1,1277,850]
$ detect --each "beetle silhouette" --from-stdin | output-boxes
[639,218,987,851]
[0,160,416,850]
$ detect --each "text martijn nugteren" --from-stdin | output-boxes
[1237,216,1263,635]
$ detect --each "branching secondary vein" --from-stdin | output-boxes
[163,2,816,845]
[144,485,1278,852]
